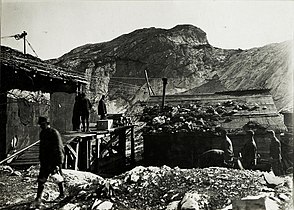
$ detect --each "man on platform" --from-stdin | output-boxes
[80,92,92,132]
[98,95,107,120]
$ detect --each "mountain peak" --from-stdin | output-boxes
[52,25,291,113]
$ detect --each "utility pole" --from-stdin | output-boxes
[13,31,27,54]
[161,78,168,110]
[21,31,27,54]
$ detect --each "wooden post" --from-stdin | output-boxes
[20,31,27,55]
[78,136,92,171]
[75,142,79,170]
[119,129,127,158]
[130,126,135,164]
[87,137,92,171]
[162,78,168,110]
[95,135,100,172]
[96,136,100,159]
[64,148,68,169]
[0,91,7,161]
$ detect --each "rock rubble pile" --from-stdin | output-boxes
[140,102,265,135]
[0,165,292,210]
[111,166,292,210]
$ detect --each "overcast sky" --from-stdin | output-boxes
[1,0,294,60]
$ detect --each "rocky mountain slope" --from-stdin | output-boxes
[50,24,293,114]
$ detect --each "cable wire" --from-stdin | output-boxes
[25,39,39,57]
[109,80,141,88]
[1,35,16,39]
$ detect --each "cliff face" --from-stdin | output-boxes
[51,24,293,114]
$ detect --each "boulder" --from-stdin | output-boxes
[0,165,13,175]
[166,201,180,210]
[60,203,80,210]
[232,195,279,210]
[179,192,200,210]
[92,199,113,210]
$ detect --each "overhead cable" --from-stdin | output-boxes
[25,39,39,57]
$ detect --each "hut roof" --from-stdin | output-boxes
[0,46,87,93]
[147,89,287,133]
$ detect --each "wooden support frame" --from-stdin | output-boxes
[62,125,136,175]
[64,138,80,170]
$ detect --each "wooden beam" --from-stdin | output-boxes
[75,142,79,170]
[65,144,78,159]
[64,151,68,169]
[0,140,39,164]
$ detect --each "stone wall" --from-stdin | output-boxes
[6,98,49,154]
[50,92,75,133]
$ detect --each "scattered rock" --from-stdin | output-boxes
[179,192,200,210]
[0,166,292,209]
[166,201,180,210]
[92,199,113,210]
[278,193,290,202]
[12,171,22,176]
[263,172,285,187]
[232,195,279,210]
[0,165,13,175]
[60,203,80,210]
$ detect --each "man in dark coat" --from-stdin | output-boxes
[80,92,92,132]
[268,130,283,176]
[72,94,81,131]
[34,117,65,207]
[98,95,107,120]
[241,130,258,170]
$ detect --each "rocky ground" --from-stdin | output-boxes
[0,164,292,210]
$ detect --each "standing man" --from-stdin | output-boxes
[80,92,92,132]
[98,95,107,120]
[268,130,283,176]
[220,129,234,167]
[241,130,258,170]
[72,94,81,131]
[34,117,65,207]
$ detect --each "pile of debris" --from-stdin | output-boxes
[140,101,264,135]
[0,165,292,210]
[111,166,292,210]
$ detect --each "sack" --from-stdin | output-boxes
[51,166,64,183]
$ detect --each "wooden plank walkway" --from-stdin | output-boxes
[9,144,40,166]
[6,125,136,176]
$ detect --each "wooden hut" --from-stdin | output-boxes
[143,89,290,169]
[0,46,87,161]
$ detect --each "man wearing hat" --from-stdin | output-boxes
[34,116,65,206]
[98,95,107,120]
